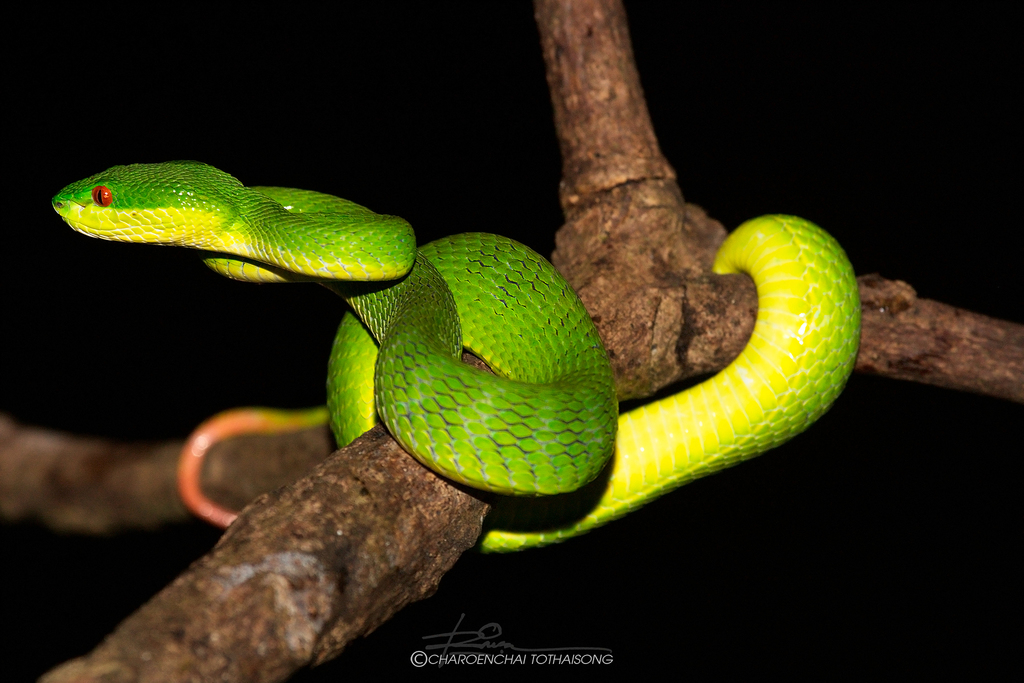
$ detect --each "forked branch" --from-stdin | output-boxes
[27,0,1024,680]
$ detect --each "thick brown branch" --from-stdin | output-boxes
[535,0,675,199]
[538,0,736,399]
[40,426,488,683]
[29,0,1023,679]
[538,0,1023,403]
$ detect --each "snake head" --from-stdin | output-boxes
[53,160,418,282]
[51,161,245,250]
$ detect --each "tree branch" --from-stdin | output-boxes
[855,274,1023,402]
[28,0,1022,680]
[39,425,486,683]
[538,0,1024,403]
[0,413,186,534]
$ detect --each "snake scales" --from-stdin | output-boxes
[53,161,860,551]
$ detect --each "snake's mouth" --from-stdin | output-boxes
[52,199,116,240]
[52,199,91,233]
[51,197,83,216]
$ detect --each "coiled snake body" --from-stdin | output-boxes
[53,161,860,552]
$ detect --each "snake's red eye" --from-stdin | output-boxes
[92,186,113,207]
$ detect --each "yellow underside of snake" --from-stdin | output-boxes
[484,216,860,550]
[52,161,860,552]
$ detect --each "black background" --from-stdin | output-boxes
[3,3,1019,680]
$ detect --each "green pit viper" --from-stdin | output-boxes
[52,161,860,552]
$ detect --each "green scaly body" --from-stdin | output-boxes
[52,161,859,552]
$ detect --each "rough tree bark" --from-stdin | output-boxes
[7,0,1018,680]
